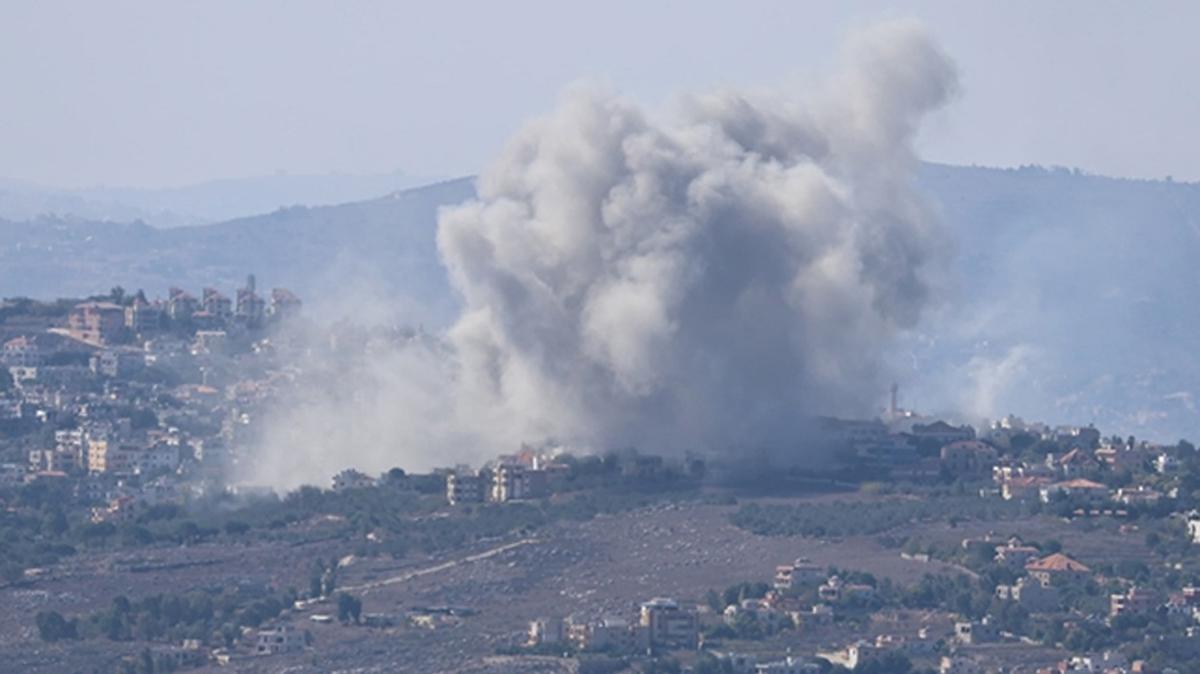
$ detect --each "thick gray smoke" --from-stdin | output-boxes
[250,20,957,489]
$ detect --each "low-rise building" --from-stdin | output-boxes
[1039,478,1109,505]
[940,440,998,477]
[994,576,1061,613]
[253,625,306,655]
[1110,586,1161,618]
[774,557,825,593]
[1025,553,1091,587]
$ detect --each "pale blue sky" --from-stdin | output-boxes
[1,1,1196,188]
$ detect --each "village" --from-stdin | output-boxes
[4,286,1200,673]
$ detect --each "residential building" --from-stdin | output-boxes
[253,625,306,655]
[270,288,302,320]
[994,539,1042,568]
[527,617,564,646]
[775,557,825,592]
[994,576,1061,613]
[167,288,198,323]
[1025,553,1091,586]
[954,618,999,644]
[446,471,487,505]
[1110,587,1161,618]
[67,302,126,345]
[125,298,164,334]
[202,288,233,321]
[1187,511,1200,544]
[1000,475,1052,501]
[940,440,998,477]
[1155,453,1181,474]
[911,420,975,446]
[492,463,547,502]
[0,462,25,487]
[639,597,698,649]
[1039,478,1108,505]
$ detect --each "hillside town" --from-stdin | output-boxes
[6,286,1200,673]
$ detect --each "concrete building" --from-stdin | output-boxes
[639,597,698,649]
[1025,553,1091,587]
[994,576,1061,613]
[911,420,975,446]
[1038,478,1109,505]
[270,288,302,321]
[446,471,488,505]
[67,302,126,345]
[774,557,825,593]
[527,617,565,646]
[1110,587,1161,618]
[125,298,164,334]
[954,618,998,644]
[939,440,999,477]
[202,288,233,321]
[492,463,548,502]
[253,625,306,655]
[167,289,198,322]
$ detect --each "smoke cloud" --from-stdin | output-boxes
[249,20,958,489]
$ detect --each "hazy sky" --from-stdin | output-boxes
[2,1,1196,189]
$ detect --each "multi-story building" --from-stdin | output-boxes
[1110,586,1161,618]
[994,576,1060,613]
[202,288,233,321]
[492,463,547,502]
[270,288,302,321]
[253,625,306,655]
[774,557,825,593]
[167,289,198,322]
[447,471,488,505]
[939,440,998,477]
[67,302,126,345]
[639,597,698,649]
[236,277,266,328]
[125,298,164,334]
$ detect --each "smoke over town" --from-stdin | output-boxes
[251,20,957,489]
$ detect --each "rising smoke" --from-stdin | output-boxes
[250,20,958,490]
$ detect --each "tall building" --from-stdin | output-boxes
[269,288,302,321]
[67,302,126,345]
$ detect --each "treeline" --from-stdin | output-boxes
[730,496,1023,538]
[36,583,295,645]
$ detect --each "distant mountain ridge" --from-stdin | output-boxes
[2,164,1200,441]
[0,170,441,227]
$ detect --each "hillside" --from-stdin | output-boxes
[2,165,1200,439]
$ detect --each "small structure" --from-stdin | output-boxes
[254,625,306,655]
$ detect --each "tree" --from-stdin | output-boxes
[336,592,361,624]
[36,610,76,641]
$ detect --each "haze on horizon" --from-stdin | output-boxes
[1,0,1198,190]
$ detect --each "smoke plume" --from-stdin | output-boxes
[250,20,957,489]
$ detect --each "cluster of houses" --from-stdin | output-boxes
[527,596,700,654]
[0,278,307,522]
[446,452,569,505]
